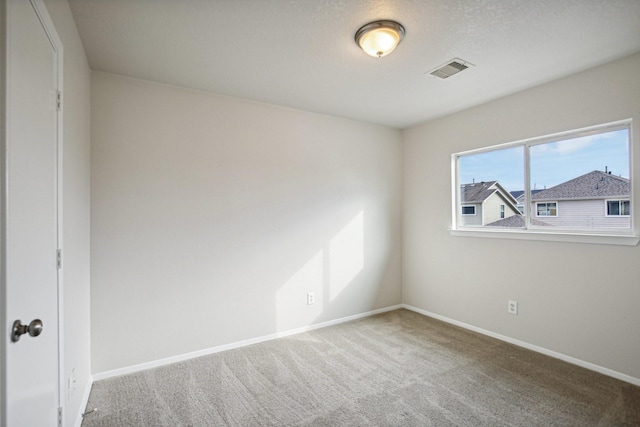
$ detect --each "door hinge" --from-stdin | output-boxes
[57,249,62,269]
[58,406,63,427]
[56,90,62,112]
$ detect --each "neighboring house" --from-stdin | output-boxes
[530,170,630,229]
[460,181,521,226]
[510,189,544,214]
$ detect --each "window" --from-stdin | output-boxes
[452,121,634,243]
[461,205,476,215]
[606,200,630,216]
[536,202,557,217]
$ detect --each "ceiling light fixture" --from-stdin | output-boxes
[355,20,405,58]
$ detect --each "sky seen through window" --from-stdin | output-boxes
[459,129,629,194]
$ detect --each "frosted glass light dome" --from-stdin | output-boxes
[355,20,405,58]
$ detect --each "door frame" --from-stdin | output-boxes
[1,0,65,423]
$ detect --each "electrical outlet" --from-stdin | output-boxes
[508,300,518,315]
[307,292,315,305]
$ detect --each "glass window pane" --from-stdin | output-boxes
[622,200,630,215]
[537,203,546,216]
[530,128,630,229]
[458,146,524,228]
[454,123,631,235]
[462,206,475,215]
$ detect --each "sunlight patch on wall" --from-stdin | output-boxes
[275,210,364,330]
[329,211,364,302]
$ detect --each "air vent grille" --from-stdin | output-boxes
[428,58,473,79]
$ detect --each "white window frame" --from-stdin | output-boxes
[461,205,476,216]
[499,204,505,219]
[605,199,630,217]
[450,120,638,246]
[535,202,558,217]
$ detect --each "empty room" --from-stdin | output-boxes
[2,0,640,426]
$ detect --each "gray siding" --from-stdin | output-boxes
[532,199,630,229]
[460,203,482,226]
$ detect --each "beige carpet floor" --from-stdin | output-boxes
[81,309,640,426]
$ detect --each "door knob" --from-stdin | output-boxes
[11,319,43,342]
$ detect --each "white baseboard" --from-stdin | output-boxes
[93,304,403,381]
[402,304,640,387]
[74,375,94,427]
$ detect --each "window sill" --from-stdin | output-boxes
[449,228,640,246]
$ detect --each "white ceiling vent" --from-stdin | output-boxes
[428,58,474,79]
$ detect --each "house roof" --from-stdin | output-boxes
[486,215,551,227]
[461,181,520,211]
[511,190,543,202]
[532,170,629,201]
[461,181,521,216]
[461,181,498,203]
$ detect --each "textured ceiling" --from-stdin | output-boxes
[68,0,640,129]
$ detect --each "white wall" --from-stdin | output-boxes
[42,0,92,424]
[90,72,403,373]
[403,53,640,381]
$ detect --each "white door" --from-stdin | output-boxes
[3,0,62,425]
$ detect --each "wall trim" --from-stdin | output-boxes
[74,375,94,427]
[92,304,403,381]
[89,303,640,387]
[402,304,640,387]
